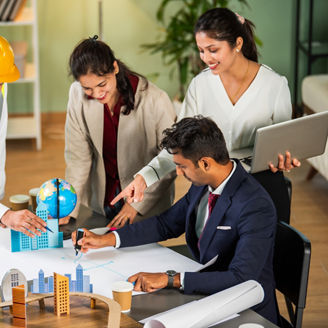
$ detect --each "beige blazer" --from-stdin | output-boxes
[65,77,176,221]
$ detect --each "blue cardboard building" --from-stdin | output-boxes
[38,270,45,293]
[11,202,63,252]
[76,264,83,292]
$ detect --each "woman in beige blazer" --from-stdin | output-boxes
[64,36,176,228]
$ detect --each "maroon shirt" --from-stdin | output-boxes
[103,74,139,207]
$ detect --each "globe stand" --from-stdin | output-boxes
[56,178,60,220]
[36,178,76,222]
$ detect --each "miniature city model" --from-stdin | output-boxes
[31,265,93,293]
[0,269,121,328]
[11,202,63,252]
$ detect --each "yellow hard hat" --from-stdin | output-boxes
[0,36,20,83]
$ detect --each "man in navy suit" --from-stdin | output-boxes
[75,116,278,324]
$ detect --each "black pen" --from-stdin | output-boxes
[74,228,84,256]
[45,225,54,233]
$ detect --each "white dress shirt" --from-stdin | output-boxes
[195,160,237,238]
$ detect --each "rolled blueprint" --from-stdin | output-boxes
[143,280,264,328]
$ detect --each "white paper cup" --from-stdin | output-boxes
[112,281,134,312]
[29,188,40,212]
[9,194,30,211]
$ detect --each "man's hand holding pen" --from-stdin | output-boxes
[71,228,116,254]
[70,228,176,293]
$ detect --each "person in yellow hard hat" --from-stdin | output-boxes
[0,36,47,237]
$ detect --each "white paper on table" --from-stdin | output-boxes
[140,304,238,326]
[0,228,201,298]
[142,280,264,328]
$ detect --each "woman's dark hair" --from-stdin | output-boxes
[194,8,258,62]
[160,115,230,166]
[69,35,146,115]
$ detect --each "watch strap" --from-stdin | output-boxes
[167,274,174,288]
[166,270,176,288]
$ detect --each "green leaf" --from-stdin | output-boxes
[254,35,263,47]
[156,0,172,22]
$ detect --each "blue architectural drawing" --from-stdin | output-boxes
[11,202,63,252]
[31,265,93,293]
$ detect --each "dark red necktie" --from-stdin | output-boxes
[198,192,220,250]
[208,192,219,217]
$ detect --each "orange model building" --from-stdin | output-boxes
[12,284,26,327]
[53,273,70,316]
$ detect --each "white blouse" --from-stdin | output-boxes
[180,65,292,151]
[138,65,292,186]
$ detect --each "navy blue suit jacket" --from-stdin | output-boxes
[117,161,278,323]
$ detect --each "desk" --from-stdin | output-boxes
[129,243,280,327]
[0,295,141,328]
[130,288,279,328]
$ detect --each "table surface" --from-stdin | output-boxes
[129,288,279,328]
[0,290,278,328]
[0,295,142,328]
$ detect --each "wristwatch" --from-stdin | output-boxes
[166,270,177,288]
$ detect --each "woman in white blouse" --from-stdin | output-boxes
[110,7,300,227]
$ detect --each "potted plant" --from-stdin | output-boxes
[141,0,253,101]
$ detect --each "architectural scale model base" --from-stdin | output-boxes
[0,285,121,328]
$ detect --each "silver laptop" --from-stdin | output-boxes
[230,111,328,173]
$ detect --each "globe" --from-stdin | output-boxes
[36,178,77,218]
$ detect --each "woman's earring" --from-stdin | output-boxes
[236,49,240,53]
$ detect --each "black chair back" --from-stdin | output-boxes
[274,221,311,328]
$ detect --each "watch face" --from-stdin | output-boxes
[166,270,176,276]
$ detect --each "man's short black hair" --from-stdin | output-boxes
[160,116,230,166]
